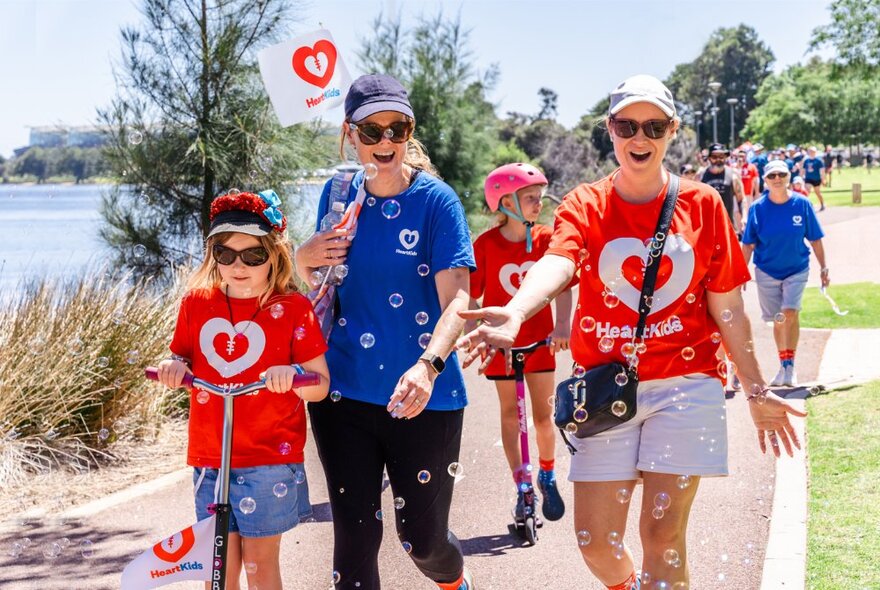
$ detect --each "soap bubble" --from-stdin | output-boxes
[676,475,692,489]
[269,303,284,319]
[680,347,695,361]
[272,483,288,498]
[133,244,147,258]
[685,293,696,304]
[402,541,413,553]
[367,196,376,207]
[603,292,620,308]
[576,530,592,546]
[363,163,379,180]
[196,390,210,405]
[774,312,786,324]
[579,316,597,332]
[360,333,375,348]
[417,470,431,484]
[129,131,144,145]
[614,372,629,386]
[720,309,733,322]
[606,531,621,545]
[652,507,665,519]
[447,462,463,477]
[381,199,401,219]
[415,311,429,325]
[394,497,406,510]
[244,562,258,575]
[239,497,257,514]
[375,510,383,521]
[80,539,95,558]
[236,475,246,485]
[710,331,722,344]
[294,327,306,340]
[418,333,432,349]
[663,548,679,565]
[295,470,306,485]
[599,337,614,353]
[616,488,631,504]
[654,492,672,510]
[278,442,292,455]
[389,293,404,308]
[417,264,430,277]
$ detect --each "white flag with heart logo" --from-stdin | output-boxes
[258,29,352,126]
[121,515,215,589]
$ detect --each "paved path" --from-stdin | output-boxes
[1,207,878,590]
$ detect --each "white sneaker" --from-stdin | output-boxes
[770,366,786,387]
[783,365,798,387]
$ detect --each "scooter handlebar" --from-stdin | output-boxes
[144,367,319,393]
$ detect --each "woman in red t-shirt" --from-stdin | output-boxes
[469,163,574,525]
[457,76,806,590]
[155,192,330,589]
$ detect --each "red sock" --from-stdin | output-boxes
[607,571,637,590]
[539,458,555,472]
[436,573,464,590]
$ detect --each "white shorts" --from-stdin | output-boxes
[568,374,728,482]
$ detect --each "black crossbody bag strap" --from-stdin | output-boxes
[633,174,680,339]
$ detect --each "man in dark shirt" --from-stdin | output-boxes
[698,143,745,234]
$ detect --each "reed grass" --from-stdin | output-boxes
[0,270,187,487]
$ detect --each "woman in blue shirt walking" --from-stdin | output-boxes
[741,160,830,387]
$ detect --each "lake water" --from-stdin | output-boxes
[0,183,323,295]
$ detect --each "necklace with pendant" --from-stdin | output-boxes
[224,285,261,355]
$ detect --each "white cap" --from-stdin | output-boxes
[609,75,676,118]
[763,160,790,178]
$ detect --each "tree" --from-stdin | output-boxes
[357,11,499,214]
[537,88,558,120]
[12,148,49,183]
[742,58,880,147]
[809,0,880,73]
[665,25,774,148]
[99,0,330,277]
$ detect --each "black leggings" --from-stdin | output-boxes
[309,396,465,590]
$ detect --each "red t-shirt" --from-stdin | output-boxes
[546,173,750,382]
[170,287,327,468]
[471,225,565,376]
[740,163,758,196]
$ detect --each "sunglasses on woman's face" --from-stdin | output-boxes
[348,120,413,145]
[765,172,789,180]
[609,116,673,139]
[212,244,270,266]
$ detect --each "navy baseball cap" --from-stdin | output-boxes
[344,74,414,122]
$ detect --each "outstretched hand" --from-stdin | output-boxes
[455,307,523,374]
[749,391,808,457]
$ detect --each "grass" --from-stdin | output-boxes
[799,282,880,329]
[820,166,880,206]
[806,380,880,589]
[0,270,186,487]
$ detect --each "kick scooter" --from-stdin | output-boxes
[507,338,551,546]
[143,366,319,590]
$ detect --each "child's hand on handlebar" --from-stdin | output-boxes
[156,358,191,389]
[261,365,302,394]
[549,325,571,354]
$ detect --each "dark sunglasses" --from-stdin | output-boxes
[212,244,270,266]
[609,116,673,139]
[765,172,789,180]
[348,120,413,145]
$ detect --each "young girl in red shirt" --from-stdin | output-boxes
[468,163,574,524]
[155,191,330,590]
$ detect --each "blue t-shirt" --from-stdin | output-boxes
[801,157,824,182]
[742,193,824,280]
[314,170,476,410]
[750,153,768,176]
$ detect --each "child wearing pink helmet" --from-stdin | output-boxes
[468,163,575,524]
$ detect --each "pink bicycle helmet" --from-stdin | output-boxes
[484,163,548,212]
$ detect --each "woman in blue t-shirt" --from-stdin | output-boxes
[741,160,830,388]
[294,74,476,590]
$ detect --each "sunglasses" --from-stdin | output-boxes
[212,244,270,266]
[609,116,673,139]
[348,120,413,145]
[765,172,789,180]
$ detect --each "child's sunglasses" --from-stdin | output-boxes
[609,116,673,139]
[348,120,413,145]
[212,244,270,266]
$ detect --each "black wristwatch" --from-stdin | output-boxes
[419,353,446,375]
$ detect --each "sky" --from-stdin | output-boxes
[0,0,836,158]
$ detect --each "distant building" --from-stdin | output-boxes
[27,125,109,149]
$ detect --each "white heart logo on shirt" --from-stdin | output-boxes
[499,261,535,297]
[399,229,420,250]
[199,317,266,378]
[792,215,803,225]
[597,234,695,316]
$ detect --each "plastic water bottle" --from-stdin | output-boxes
[320,201,345,232]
